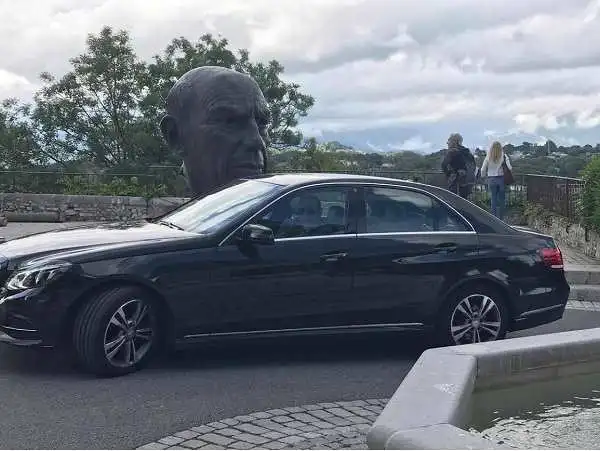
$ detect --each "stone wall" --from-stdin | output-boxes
[526,212,600,260]
[0,193,189,223]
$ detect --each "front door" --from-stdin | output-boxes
[186,184,361,335]
[351,185,479,326]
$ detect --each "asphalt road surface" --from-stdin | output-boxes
[0,309,597,449]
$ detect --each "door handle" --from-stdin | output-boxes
[435,243,457,253]
[320,252,348,262]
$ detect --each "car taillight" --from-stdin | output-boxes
[540,247,564,269]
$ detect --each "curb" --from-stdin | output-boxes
[565,265,600,285]
[569,285,600,303]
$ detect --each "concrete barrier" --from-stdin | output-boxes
[368,327,600,449]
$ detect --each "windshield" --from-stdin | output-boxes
[159,179,285,234]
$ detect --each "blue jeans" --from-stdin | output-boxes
[488,176,505,219]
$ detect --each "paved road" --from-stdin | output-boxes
[0,309,598,449]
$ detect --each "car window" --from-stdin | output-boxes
[161,179,284,234]
[256,186,352,239]
[364,187,470,233]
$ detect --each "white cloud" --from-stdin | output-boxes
[389,136,433,153]
[1,0,600,149]
[0,69,36,101]
[513,113,567,134]
[575,110,600,129]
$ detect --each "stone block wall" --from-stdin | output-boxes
[526,213,600,260]
[0,193,189,223]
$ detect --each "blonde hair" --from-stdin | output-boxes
[489,141,503,163]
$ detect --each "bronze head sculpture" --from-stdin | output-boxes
[160,66,270,196]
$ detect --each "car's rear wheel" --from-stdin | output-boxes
[73,286,159,377]
[437,284,509,346]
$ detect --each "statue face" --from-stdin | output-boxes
[161,67,270,196]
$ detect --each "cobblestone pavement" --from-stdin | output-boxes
[567,300,600,311]
[137,399,386,450]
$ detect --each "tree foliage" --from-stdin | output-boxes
[0,99,40,168]
[580,156,600,233]
[288,138,345,172]
[33,27,149,169]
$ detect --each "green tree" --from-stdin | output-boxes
[290,138,344,171]
[0,98,41,168]
[32,26,155,169]
[142,34,314,151]
[580,156,600,233]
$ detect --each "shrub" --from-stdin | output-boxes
[59,175,168,199]
[580,156,600,233]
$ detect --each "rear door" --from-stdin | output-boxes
[351,184,479,325]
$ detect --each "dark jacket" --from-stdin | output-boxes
[441,145,468,177]
[459,146,476,172]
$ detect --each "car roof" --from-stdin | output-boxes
[253,172,422,187]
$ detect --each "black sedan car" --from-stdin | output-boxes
[0,173,569,376]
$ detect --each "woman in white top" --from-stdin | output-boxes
[480,141,512,219]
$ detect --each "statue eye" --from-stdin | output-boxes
[207,108,247,126]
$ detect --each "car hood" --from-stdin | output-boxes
[0,220,197,262]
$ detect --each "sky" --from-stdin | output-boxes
[2,0,600,154]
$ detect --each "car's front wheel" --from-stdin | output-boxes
[73,286,159,377]
[438,284,509,346]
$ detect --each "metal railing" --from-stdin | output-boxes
[525,174,584,220]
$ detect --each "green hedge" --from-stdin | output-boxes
[580,156,600,233]
[0,168,185,197]
[59,176,168,199]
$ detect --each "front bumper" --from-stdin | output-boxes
[0,329,43,346]
[0,287,65,348]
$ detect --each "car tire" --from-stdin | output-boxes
[437,283,509,346]
[73,286,160,377]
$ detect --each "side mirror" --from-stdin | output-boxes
[240,224,275,245]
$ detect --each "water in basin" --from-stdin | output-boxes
[468,372,600,449]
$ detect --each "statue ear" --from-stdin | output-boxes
[159,115,180,150]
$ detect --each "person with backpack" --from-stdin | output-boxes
[441,133,475,198]
[480,141,513,219]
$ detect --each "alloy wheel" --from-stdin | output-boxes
[103,299,154,368]
[450,293,502,345]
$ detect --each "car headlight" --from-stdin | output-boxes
[5,261,72,291]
